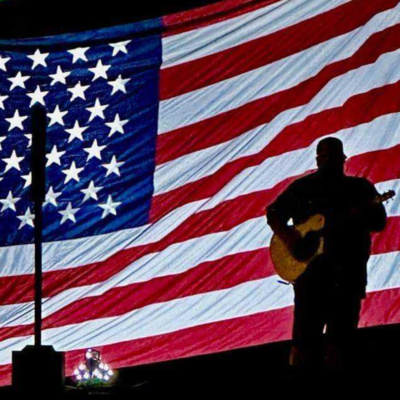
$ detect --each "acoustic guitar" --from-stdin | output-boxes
[269,190,395,283]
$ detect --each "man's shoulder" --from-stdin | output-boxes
[289,172,320,188]
[344,175,376,191]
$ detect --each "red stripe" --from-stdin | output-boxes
[372,217,400,255]
[157,22,400,165]
[0,365,11,387]
[346,144,400,184]
[163,0,282,37]
[0,287,398,387]
[0,275,33,307]
[360,287,400,327]
[0,145,397,307]
[160,0,400,100]
[152,80,400,220]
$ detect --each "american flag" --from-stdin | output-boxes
[0,0,400,386]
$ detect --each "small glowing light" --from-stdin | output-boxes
[108,369,113,376]
[74,369,79,376]
[86,349,93,359]
[97,373,103,380]
[104,375,110,381]
[99,363,104,369]
[79,364,85,370]
[104,364,109,371]
[77,374,83,381]
[84,372,90,380]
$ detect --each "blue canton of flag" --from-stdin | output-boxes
[0,20,162,246]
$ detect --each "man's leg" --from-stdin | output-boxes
[291,282,326,368]
[325,292,362,369]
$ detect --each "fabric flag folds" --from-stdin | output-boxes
[0,0,400,386]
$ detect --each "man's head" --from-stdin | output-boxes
[316,137,347,175]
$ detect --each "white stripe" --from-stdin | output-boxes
[0,245,34,277]
[202,112,400,210]
[2,177,400,329]
[42,199,206,272]
[1,249,399,365]
[367,251,400,292]
[155,44,400,195]
[159,5,400,134]
[162,0,351,68]
[0,303,33,329]
[0,199,207,277]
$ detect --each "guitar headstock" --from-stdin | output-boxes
[378,190,396,203]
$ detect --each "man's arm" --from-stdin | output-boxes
[350,180,387,232]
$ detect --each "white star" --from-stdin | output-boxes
[0,191,20,212]
[59,202,79,224]
[110,40,131,56]
[65,121,88,142]
[25,134,32,148]
[81,181,102,203]
[89,60,111,81]
[8,72,30,91]
[0,94,9,110]
[67,81,90,102]
[99,195,122,218]
[62,161,84,183]
[84,139,106,161]
[0,136,6,151]
[27,85,48,107]
[0,55,10,72]
[106,114,129,137]
[27,49,49,69]
[48,105,68,126]
[68,47,89,63]
[87,98,108,122]
[2,150,24,173]
[49,66,71,86]
[102,155,124,177]
[21,172,32,189]
[46,145,66,167]
[6,110,28,131]
[108,75,130,95]
[18,208,35,229]
[44,186,62,207]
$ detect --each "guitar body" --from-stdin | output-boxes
[269,189,395,282]
[270,214,325,282]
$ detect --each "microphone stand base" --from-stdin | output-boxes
[12,345,64,393]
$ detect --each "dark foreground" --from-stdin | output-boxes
[0,323,399,398]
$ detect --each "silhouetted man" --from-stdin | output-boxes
[267,137,387,368]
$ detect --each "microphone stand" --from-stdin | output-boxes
[12,106,64,394]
